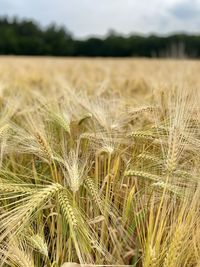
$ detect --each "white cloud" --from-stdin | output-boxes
[0,0,199,37]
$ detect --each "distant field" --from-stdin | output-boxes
[0,57,200,102]
[0,57,199,266]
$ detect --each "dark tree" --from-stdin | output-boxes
[1,16,200,57]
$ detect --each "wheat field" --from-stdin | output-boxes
[0,57,200,267]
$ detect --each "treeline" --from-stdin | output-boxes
[1,17,200,57]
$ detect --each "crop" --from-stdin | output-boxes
[0,57,199,266]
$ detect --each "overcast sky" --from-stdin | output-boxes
[1,0,200,38]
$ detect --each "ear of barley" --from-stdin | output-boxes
[2,239,34,267]
[78,113,92,126]
[0,183,62,242]
[137,153,162,164]
[52,113,71,134]
[0,124,10,139]
[35,132,52,161]
[128,106,157,116]
[125,170,160,182]
[129,131,155,140]
[84,177,103,213]
[27,234,48,257]
[17,183,62,226]
[166,126,179,173]
[58,190,78,228]
[0,183,34,194]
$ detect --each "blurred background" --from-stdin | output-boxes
[0,0,200,57]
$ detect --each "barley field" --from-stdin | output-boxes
[0,57,200,267]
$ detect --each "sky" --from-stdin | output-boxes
[0,0,200,38]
